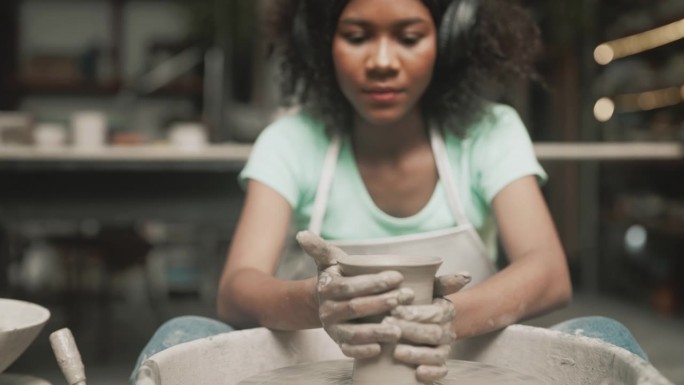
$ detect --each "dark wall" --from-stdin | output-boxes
[0,0,18,109]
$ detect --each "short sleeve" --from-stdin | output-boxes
[238,114,327,209]
[470,104,547,203]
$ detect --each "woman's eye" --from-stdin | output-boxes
[399,35,422,46]
[343,33,367,44]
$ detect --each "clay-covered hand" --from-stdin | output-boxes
[384,272,471,383]
[296,230,413,359]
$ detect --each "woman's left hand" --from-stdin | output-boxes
[384,273,471,384]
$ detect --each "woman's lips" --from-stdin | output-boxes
[364,88,403,103]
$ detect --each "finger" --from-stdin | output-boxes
[296,230,347,269]
[384,317,452,345]
[390,301,454,324]
[434,272,471,297]
[320,288,414,324]
[394,344,450,366]
[327,323,401,345]
[319,271,403,300]
[339,343,381,359]
[318,266,341,282]
[416,364,448,383]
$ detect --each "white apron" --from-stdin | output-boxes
[306,127,496,286]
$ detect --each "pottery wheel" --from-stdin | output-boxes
[237,359,547,385]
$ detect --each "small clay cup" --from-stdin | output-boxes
[338,254,443,385]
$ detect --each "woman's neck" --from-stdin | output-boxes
[351,111,429,162]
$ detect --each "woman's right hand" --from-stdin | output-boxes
[296,231,414,358]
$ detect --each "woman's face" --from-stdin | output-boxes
[332,0,437,127]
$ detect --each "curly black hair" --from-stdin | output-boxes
[267,0,541,136]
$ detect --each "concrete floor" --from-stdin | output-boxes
[5,291,683,385]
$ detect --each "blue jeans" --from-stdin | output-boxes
[549,316,648,360]
[130,316,647,384]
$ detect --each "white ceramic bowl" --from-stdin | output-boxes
[0,298,50,374]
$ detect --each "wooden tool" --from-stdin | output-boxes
[49,328,86,385]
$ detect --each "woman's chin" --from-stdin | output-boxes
[359,111,408,127]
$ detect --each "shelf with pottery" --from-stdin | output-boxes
[0,143,252,161]
[0,141,681,164]
[0,143,253,171]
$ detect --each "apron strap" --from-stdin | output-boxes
[429,126,472,227]
[308,131,342,235]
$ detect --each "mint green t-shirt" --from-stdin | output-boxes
[238,104,547,260]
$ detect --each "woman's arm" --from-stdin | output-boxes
[217,179,320,330]
[447,175,572,338]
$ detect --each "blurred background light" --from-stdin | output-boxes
[624,224,648,254]
[594,97,615,122]
[594,44,615,65]
[597,85,684,118]
[595,18,684,65]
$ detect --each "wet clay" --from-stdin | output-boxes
[237,359,548,385]
[49,329,86,385]
[337,254,443,385]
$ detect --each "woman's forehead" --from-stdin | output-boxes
[337,0,433,21]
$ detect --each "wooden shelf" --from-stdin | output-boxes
[534,142,683,161]
[0,142,681,172]
[0,143,251,162]
[1,142,681,162]
[0,143,251,171]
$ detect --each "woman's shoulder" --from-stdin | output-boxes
[461,103,528,144]
[240,111,330,205]
[468,103,521,133]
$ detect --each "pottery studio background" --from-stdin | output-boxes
[1,0,683,384]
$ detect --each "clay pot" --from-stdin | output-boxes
[338,254,443,385]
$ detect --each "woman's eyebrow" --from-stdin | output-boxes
[338,18,428,28]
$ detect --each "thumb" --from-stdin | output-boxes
[296,230,347,270]
[434,272,471,297]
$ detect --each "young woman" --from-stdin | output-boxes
[131,0,646,383]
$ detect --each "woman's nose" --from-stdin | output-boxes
[366,38,398,77]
